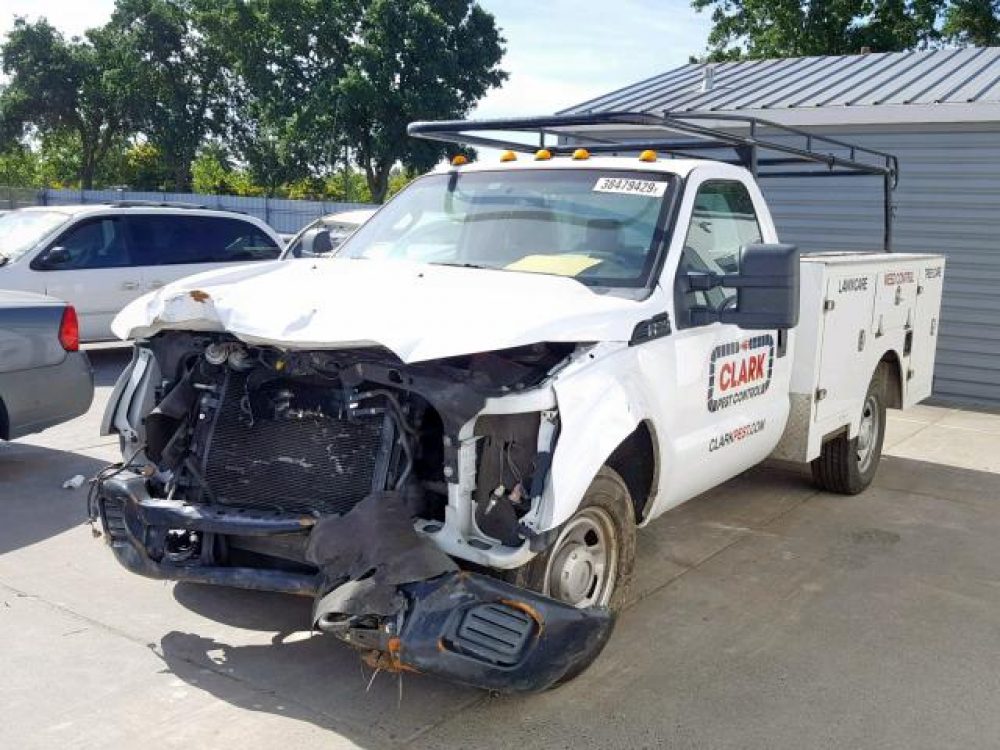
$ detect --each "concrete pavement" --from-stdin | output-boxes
[2,347,1000,749]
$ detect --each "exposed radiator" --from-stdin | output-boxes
[202,372,394,516]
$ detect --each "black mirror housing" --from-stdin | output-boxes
[686,243,800,330]
[37,246,71,270]
[727,243,800,329]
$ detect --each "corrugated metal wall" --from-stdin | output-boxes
[39,188,374,235]
[760,125,1000,406]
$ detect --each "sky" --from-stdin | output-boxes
[0,0,711,116]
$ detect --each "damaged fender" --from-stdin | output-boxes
[541,343,658,530]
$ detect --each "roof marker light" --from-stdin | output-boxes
[500,150,517,162]
[639,149,658,162]
[451,154,468,166]
[572,148,590,160]
[535,149,552,161]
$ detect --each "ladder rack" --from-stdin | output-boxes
[408,111,898,251]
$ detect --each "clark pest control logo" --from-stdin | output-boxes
[707,335,775,413]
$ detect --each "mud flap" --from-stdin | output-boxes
[317,571,615,693]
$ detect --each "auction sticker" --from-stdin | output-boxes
[706,335,775,413]
[593,177,668,197]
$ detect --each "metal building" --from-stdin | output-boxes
[561,47,1000,407]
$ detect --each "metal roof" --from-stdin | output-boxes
[562,47,1000,125]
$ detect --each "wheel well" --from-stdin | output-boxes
[0,396,8,440]
[879,350,904,409]
[605,421,658,523]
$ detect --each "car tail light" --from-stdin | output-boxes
[59,305,79,352]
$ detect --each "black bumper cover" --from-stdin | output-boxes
[97,474,615,692]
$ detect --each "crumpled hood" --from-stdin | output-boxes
[112,258,660,363]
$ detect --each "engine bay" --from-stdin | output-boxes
[122,332,575,568]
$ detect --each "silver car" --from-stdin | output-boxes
[0,290,93,439]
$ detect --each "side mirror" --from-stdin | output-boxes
[298,227,335,257]
[686,243,800,330]
[39,246,71,269]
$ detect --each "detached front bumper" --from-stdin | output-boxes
[96,474,615,692]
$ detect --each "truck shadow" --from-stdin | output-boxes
[155,454,1000,745]
[156,624,485,744]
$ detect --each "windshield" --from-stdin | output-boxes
[0,211,70,263]
[336,170,674,287]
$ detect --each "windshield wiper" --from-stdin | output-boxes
[429,261,490,270]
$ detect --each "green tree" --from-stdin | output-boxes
[337,0,507,202]
[943,1,1000,45]
[0,18,140,188]
[197,0,358,195]
[108,0,225,191]
[0,144,39,187]
[691,0,949,59]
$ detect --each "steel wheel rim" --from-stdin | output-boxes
[543,506,619,609]
[856,393,880,473]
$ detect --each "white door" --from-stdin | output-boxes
[124,214,282,294]
[34,216,141,341]
[651,171,794,510]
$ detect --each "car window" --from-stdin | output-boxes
[0,210,70,263]
[35,218,130,270]
[677,180,762,321]
[126,215,280,266]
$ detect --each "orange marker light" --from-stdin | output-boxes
[451,154,468,166]
[639,149,658,162]
[500,150,518,162]
[535,149,552,161]
[572,148,591,160]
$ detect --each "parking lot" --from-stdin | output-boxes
[2,346,1000,749]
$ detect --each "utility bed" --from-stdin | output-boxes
[773,252,946,463]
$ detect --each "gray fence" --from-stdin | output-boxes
[0,186,45,210]
[33,188,374,235]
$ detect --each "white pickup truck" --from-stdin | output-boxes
[94,113,944,692]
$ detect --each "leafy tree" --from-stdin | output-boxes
[0,144,39,187]
[108,0,225,191]
[120,142,173,190]
[0,18,140,188]
[691,0,953,59]
[197,0,358,195]
[337,0,507,202]
[943,0,1000,45]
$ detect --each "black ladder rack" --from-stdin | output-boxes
[408,111,898,251]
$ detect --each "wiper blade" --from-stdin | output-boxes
[430,261,490,270]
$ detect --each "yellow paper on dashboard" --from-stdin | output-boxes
[505,254,601,277]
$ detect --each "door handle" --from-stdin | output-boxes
[121,281,140,291]
[147,279,165,289]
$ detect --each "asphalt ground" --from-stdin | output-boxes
[3,346,1000,749]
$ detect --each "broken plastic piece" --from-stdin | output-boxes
[62,474,85,490]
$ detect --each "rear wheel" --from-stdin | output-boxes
[505,466,636,615]
[811,364,888,495]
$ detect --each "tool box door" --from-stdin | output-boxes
[815,270,878,425]
[905,260,945,406]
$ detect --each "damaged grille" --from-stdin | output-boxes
[202,372,394,516]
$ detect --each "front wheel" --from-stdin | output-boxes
[811,363,888,495]
[505,466,636,615]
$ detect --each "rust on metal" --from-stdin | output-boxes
[189,290,211,303]
[500,598,545,636]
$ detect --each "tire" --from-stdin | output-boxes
[811,363,888,495]
[505,466,636,615]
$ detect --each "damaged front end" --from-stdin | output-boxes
[93,332,613,691]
